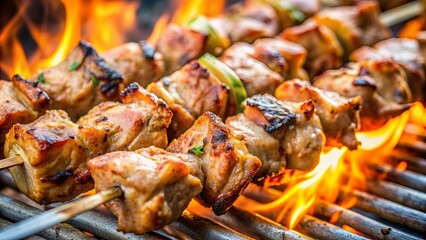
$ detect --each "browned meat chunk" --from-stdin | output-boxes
[314,63,412,131]
[101,41,165,87]
[4,110,91,204]
[156,24,207,74]
[221,42,284,96]
[209,1,279,44]
[147,60,229,139]
[0,78,49,157]
[167,112,261,215]
[351,38,426,101]
[78,83,172,154]
[242,94,324,172]
[281,20,343,78]
[314,1,391,59]
[28,41,123,120]
[252,38,309,80]
[275,79,361,149]
[226,114,286,180]
[88,147,204,234]
[243,94,297,140]
[280,100,325,171]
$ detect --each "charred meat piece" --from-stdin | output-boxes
[221,42,284,96]
[281,20,343,78]
[314,63,412,131]
[167,112,261,215]
[351,38,426,102]
[252,37,309,80]
[78,83,173,154]
[28,41,123,120]
[242,94,324,172]
[226,113,286,180]
[275,79,361,150]
[101,41,165,87]
[243,94,296,140]
[0,79,49,157]
[4,110,92,204]
[279,100,325,171]
[147,60,229,139]
[156,24,207,74]
[88,147,204,234]
[314,1,391,59]
[220,1,280,43]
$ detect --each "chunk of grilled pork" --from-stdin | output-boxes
[147,60,229,139]
[26,41,123,120]
[88,147,204,234]
[101,41,165,87]
[0,78,49,157]
[275,79,361,150]
[314,62,411,131]
[167,112,261,215]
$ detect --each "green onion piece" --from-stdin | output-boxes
[91,75,99,86]
[199,53,247,114]
[186,16,230,56]
[37,72,45,83]
[189,145,204,155]
[69,61,79,71]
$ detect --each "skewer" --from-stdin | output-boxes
[0,187,122,240]
[380,0,424,27]
[0,155,23,170]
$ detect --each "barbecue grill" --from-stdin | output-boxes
[0,0,425,239]
[0,123,425,239]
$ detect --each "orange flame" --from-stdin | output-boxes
[0,0,140,79]
[147,14,170,46]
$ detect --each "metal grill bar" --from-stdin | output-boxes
[0,195,95,240]
[342,190,426,233]
[365,180,426,212]
[371,164,426,192]
[388,154,426,174]
[314,200,418,240]
[187,203,310,240]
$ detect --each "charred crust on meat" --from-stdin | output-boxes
[11,74,50,109]
[139,41,155,60]
[78,41,123,98]
[120,82,139,98]
[352,77,377,90]
[209,172,256,215]
[12,74,38,87]
[300,100,316,120]
[246,95,296,134]
[96,116,108,123]
[74,169,93,184]
[212,129,228,148]
[40,169,74,185]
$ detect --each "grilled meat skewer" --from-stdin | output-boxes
[4,83,172,204]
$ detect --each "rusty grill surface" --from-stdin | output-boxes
[0,122,425,240]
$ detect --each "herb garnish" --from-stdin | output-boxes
[38,72,45,83]
[69,61,79,71]
[189,145,204,155]
[91,75,99,86]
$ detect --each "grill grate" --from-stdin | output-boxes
[1,123,425,239]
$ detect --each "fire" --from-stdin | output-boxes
[0,0,140,79]
[171,0,225,26]
[245,103,419,229]
[147,14,170,46]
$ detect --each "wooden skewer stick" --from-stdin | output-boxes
[0,155,24,170]
[380,0,424,27]
[0,187,123,240]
